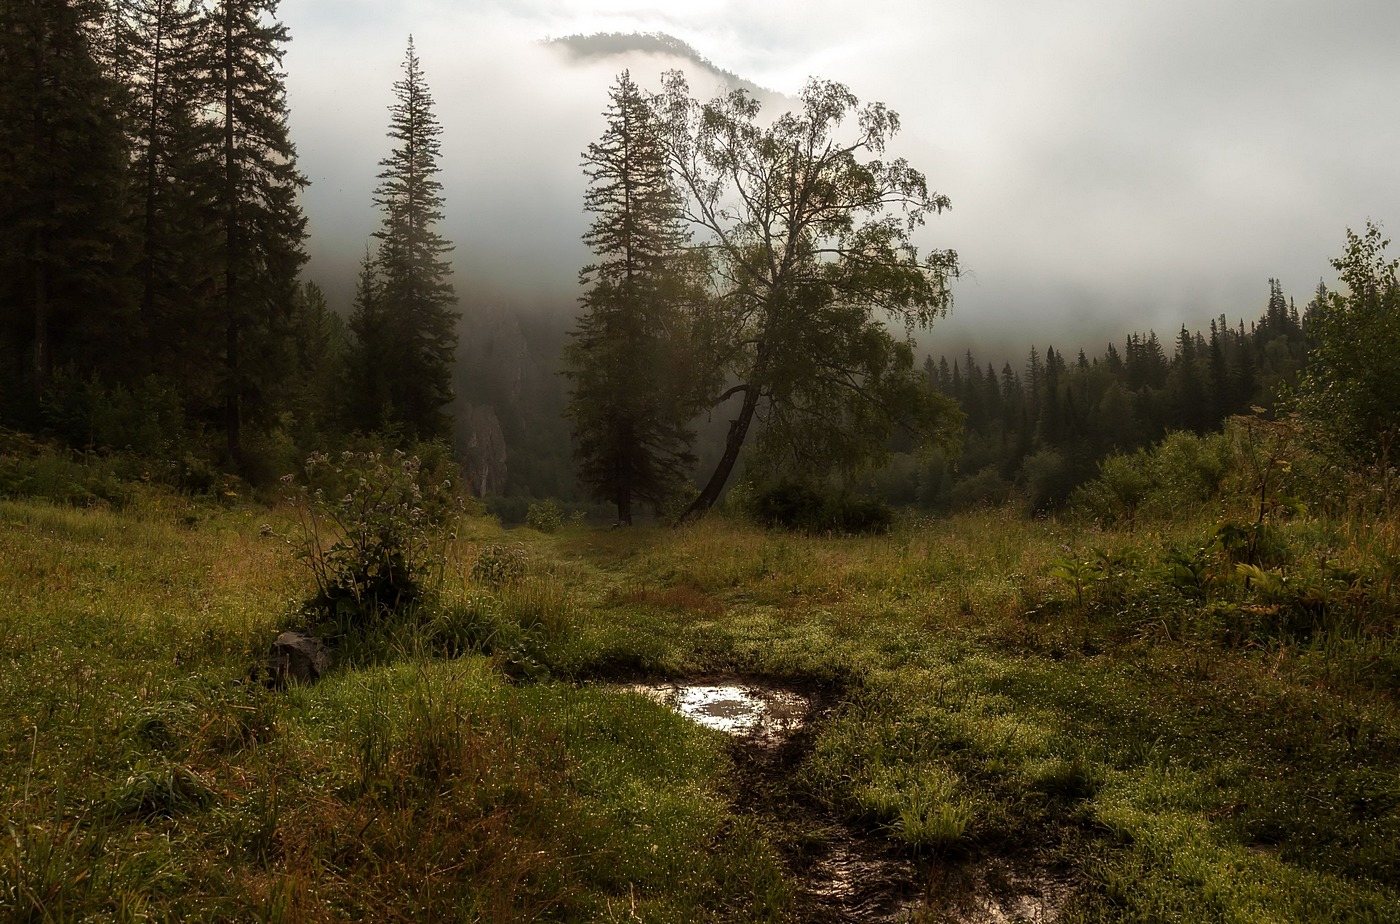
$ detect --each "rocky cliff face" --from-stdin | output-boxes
[456,403,508,496]
[453,303,575,498]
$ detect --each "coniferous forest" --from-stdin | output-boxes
[0,1,1385,520]
[3,5,1400,922]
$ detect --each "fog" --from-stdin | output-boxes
[279,0,1400,359]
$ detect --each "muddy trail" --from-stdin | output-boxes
[626,678,1071,923]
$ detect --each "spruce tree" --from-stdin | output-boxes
[1167,325,1209,433]
[0,0,136,408]
[200,0,307,464]
[346,246,392,429]
[352,37,458,442]
[281,280,347,446]
[113,0,221,391]
[564,70,706,523]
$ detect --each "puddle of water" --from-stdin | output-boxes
[623,681,809,746]
[615,680,1069,923]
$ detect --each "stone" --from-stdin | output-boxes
[268,630,333,687]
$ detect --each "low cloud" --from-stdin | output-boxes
[280,0,1400,354]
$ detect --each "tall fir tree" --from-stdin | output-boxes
[112,0,221,392]
[0,0,136,410]
[349,37,458,442]
[564,70,707,523]
[201,0,307,464]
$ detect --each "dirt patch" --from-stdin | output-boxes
[624,677,920,920]
[914,856,1073,923]
[620,677,1070,923]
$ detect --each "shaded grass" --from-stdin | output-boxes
[3,482,1398,921]
[0,497,788,922]
[560,512,1400,921]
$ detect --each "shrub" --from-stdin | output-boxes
[0,431,134,508]
[40,370,187,457]
[749,482,825,530]
[525,500,563,533]
[1295,223,1400,468]
[1071,429,1234,524]
[1020,447,1080,513]
[484,494,529,526]
[950,466,1011,512]
[744,482,894,535]
[287,450,460,629]
[1070,453,1153,525]
[826,494,895,534]
[1149,429,1232,512]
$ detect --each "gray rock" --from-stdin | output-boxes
[268,631,332,687]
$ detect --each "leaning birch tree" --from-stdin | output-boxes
[656,74,961,520]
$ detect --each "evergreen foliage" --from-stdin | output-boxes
[0,0,319,474]
[111,0,221,398]
[564,71,707,524]
[201,0,308,465]
[0,0,136,406]
[0,10,1393,519]
[914,278,1313,513]
[348,38,459,443]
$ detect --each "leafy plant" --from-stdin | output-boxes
[1296,223,1400,472]
[1163,544,1214,600]
[287,450,459,629]
[525,500,563,534]
[1047,546,1131,608]
[1047,553,1098,608]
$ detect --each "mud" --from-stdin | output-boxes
[919,858,1073,923]
[620,677,1069,923]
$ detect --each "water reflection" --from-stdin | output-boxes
[625,681,809,744]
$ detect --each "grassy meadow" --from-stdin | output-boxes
[3,437,1399,921]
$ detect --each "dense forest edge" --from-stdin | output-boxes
[3,2,1400,922]
[0,0,1387,524]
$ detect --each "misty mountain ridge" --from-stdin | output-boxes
[543,31,781,102]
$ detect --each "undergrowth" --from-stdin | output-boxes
[2,428,1398,921]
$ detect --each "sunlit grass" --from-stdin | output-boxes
[2,474,1398,921]
[577,505,1399,921]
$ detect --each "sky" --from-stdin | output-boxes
[277,0,1400,361]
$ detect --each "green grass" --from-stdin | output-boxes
[0,494,789,922]
[2,480,1398,921]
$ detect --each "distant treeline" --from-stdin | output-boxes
[2,2,1391,516]
[871,279,1314,512]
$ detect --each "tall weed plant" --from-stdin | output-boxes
[287,450,462,630]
